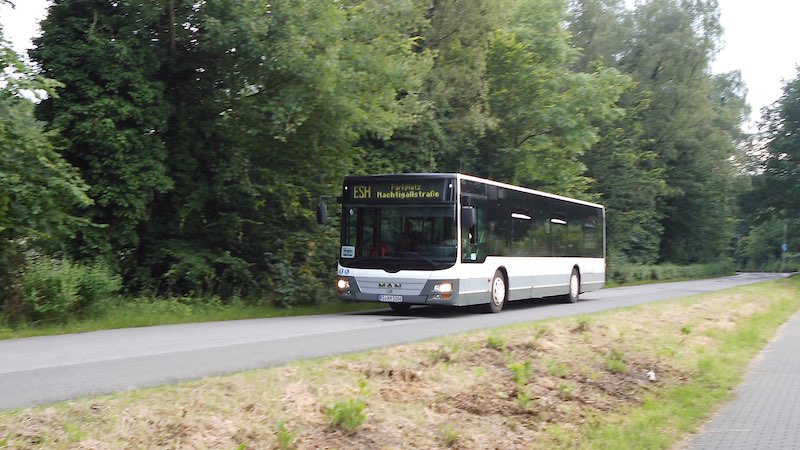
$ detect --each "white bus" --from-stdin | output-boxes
[320,173,605,312]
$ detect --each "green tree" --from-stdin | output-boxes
[581,0,744,263]
[32,0,431,298]
[622,0,746,263]
[735,218,796,270]
[757,68,800,215]
[582,98,669,263]
[569,0,747,264]
[364,0,507,174]
[0,28,91,315]
[475,0,630,196]
[568,0,631,70]
[32,0,173,272]
[569,0,665,263]
[737,67,800,269]
[137,0,431,298]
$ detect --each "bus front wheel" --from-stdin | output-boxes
[488,270,507,313]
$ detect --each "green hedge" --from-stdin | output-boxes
[752,259,800,273]
[15,257,122,323]
[607,260,736,285]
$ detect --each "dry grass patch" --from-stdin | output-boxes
[1,277,798,449]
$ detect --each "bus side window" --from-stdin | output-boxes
[511,211,532,256]
[460,179,489,262]
[550,216,567,256]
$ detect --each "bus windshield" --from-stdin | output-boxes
[340,205,457,271]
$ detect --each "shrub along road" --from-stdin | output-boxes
[0,272,788,410]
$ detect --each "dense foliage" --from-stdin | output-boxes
[737,67,800,271]
[0,26,92,320]
[569,0,747,264]
[4,0,787,318]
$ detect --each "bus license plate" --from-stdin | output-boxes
[378,294,403,303]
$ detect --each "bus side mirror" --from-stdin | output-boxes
[317,202,328,225]
[461,206,476,229]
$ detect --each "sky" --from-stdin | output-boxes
[1,0,799,129]
[709,0,800,128]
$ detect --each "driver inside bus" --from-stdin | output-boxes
[397,219,422,252]
[486,221,500,253]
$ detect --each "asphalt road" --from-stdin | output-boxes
[0,272,787,411]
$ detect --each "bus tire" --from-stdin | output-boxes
[487,270,507,313]
[565,268,580,303]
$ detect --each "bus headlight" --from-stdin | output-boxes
[336,279,350,294]
[433,282,453,300]
[434,282,453,293]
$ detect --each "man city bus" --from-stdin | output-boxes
[318,173,605,313]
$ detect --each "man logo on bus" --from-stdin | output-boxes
[379,283,402,288]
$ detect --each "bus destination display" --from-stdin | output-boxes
[347,180,451,203]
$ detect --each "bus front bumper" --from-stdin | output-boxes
[335,276,462,307]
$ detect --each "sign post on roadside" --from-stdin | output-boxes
[782,223,788,272]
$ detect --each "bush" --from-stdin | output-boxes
[17,257,121,323]
[76,261,123,311]
[486,334,505,350]
[608,260,735,285]
[21,258,81,322]
[276,420,297,450]
[746,257,800,273]
[262,230,339,307]
[605,349,628,374]
[263,259,331,308]
[326,397,366,434]
[132,243,259,300]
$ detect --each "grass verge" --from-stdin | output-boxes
[0,298,377,340]
[0,276,798,449]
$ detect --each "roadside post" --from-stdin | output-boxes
[782,223,788,272]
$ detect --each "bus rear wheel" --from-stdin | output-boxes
[565,268,580,303]
[487,270,507,313]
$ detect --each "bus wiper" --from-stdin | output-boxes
[402,252,439,268]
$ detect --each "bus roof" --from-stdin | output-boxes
[343,173,604,210]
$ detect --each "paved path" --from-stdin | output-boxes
[685,309,800,450]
